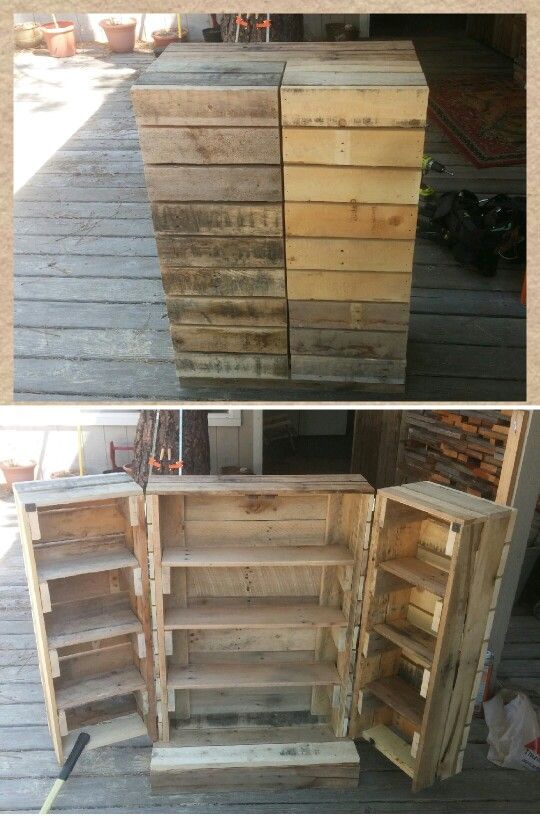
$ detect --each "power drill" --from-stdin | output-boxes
[420,154,454,199]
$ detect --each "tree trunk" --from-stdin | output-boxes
[131,410,210,489]
[220,14,303,43]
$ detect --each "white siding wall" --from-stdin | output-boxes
[0,411,257,482]
[15,13,369,44]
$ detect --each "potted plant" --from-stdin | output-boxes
[99,16,137,53]
[152,14,187,49]
[202,14,222,43]
[40,14,76,58]
[14,21,43,49]
[0,459,36,489]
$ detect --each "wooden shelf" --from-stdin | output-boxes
[162,544,354,568]
[62,712,148,754]
[373,620,436,670]
[55,667,146,710]
[168,661,340,690]
[378,557,447,598]
[365,677,424,730]
[165,603,346,630]
[362,725,415,778]
[37,546,138,583]
[48,599,142,649]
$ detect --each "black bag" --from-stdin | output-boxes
[429,190,524,275]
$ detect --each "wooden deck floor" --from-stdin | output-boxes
[13,36,526,402]
[1,494,539,812]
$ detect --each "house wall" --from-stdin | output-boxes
[0,410,258,481]
[14,13,369,44]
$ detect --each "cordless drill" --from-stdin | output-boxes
[420,154,454,199]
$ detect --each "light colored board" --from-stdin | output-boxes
[286,238,414,273]
[167,296,287,327]
[171,326,287,355]
[157,236,284,268]
[145,59,286,74]
[145,165,282,203]
[148,475,372,496]
[284,166,421,205]
[183,518,325,547]
[168,661,340,689]
[282,128,424,167]
[184,493,328,521]
[288,301,409,332]
[163,545,353,568]
[132,86,280,127]
[139,127,281,165]
[289,329,407,360]
[36,547,138,583]
[378,558,448,598]
[280,86,428,128]
[55,666,146,710]
[285,202,417,240]
[282,71,426,87]
[164,603,346,630]
[62,712,147,754]
[362,725,414,777]
[286,271,411,304]
[153,203,283,237]
[47,600,142,649]
[366,677,424,729]
[372,620,435,670]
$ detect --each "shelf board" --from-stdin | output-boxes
[165,603,346,631]
[37,546,138,583]
[168,661,340,690]
[365,676,425,730]
[62,712,147,754]
[162,544,354,568]
[373,620,436,670]
[362,724,415,778]
[55,667,146,710]
[378,557,447,598]
[48,599,142,649]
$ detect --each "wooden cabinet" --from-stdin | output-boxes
[13,474,157,764]
[133,42,428,389]
[349,481,514,791]
[145,474,375,791]
[16,474,513,792]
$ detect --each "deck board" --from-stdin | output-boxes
[13,38,525,401]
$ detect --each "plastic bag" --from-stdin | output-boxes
[484,690,540,771]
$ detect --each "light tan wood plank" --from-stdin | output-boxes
[286,238,414,272]
[285,202,417,240]
[284,166,421,205]
[286,270,411,303]
[283,129,423,168]
[132,86,279,126]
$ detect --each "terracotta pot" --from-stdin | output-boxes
[0,460,36,489]
[100,18,137,53]
[152,29,187,49]
[15,22,43,49]
[40,21,76,58]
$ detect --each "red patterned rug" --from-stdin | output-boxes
[428,74,526,168]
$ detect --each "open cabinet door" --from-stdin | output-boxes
[14,474,157,764]
[349,480,515,791]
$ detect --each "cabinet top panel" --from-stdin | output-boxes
[147,473,374,495]
[13,472,142,508]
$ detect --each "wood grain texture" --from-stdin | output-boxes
[288,301,409,332]
[289,329,407,359]
[132,86,279,127]
[285,202,417,240]
[145,166,282,203]
[157,236,284,268]
[286,238,414,272]
[290,356,406,384]
[171,325,287,355]
[161,267,286,298]
[287,271,412,303]
[284,166,421,205]
[174,352,289,379]
[153,203,283,236]
[140,127,281,165]
[280,86,428,128]
[167,297,287,327]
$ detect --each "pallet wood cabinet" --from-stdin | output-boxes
[133,42,428,388]
[145,474,375,791]
[349,481,515,791]
[14,474,157,763]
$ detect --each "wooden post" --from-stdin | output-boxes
[490,411,540,676]
[350,411,403,488]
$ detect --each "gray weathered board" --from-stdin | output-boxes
[132,42,428,387]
